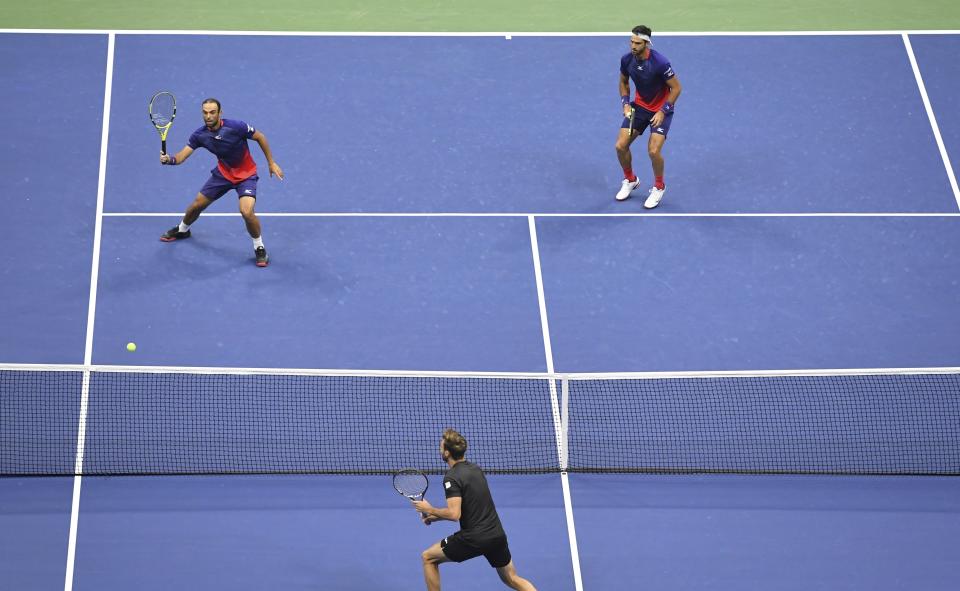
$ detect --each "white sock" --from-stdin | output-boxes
[178,221,190,233]
[253,236,264,249]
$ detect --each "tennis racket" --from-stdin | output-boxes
[628,105,636,137]
[148,91,177,155]
[393,468,429,518]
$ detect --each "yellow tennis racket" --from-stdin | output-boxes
[148,91,177,155]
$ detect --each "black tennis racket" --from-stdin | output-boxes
[393,468,429,517]
[148,91,177,155]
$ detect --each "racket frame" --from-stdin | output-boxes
[149,91,177,155]
[393,468,430,518]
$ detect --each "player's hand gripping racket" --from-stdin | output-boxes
[393,468,429,519]
[149,91,177,155]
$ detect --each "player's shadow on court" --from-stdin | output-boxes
[154,238,247,279]
[165,237,351,294]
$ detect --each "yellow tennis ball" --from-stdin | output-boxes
[126,342,137,352]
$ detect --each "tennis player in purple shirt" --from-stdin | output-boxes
[159,98,283,267]
[615,25,682,208]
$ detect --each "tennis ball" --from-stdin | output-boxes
[126,342,137,352]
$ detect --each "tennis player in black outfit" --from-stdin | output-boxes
[412,429,537,591]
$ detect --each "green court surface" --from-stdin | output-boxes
[2,0,958,32]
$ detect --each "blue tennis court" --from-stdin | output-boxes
[2,30,960,590]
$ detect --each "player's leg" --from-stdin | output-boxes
[647,132,665,179]
[421,541,451,591]
[484,536,535,590]
[238,196,261,240]
[495,561,537,591]
[614,108,647,201]
[160,192,214,242]
[615,126,638,172]
[644,114,672,209]
[236,175,268,267]
[184,193,214,224]
[161,171,231,242]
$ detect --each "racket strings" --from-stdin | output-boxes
[394,472,428,498]
[149,93,176,127]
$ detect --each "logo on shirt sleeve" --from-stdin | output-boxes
[444,481,451,489]
[247,124,255,133]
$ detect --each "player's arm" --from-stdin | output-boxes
[160,146,194,165]
[652,77,683,127]
[413,496,462,522]
[620,72,632,117]
[663,76,682,108]
[251,130,284,180]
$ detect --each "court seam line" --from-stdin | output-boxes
[902,34,960,210]
[65,31,115,591]
[527,216,585,591]
[101,212,960,217]
[2,29,960,36]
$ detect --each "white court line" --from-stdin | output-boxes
[902,34,960,210]
[527,217,555,375]
[1,28,959,36]
[4,362,957,380]
[102,211,960,217]
[0,362,569,380]
[64,31,114,591]
[527,216,584,591]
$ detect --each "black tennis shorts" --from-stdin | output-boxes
[440,532,511,568]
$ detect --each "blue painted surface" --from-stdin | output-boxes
[72,475,572,591]
[0,34,105,363]
[0,478,74,590]
[537,216,960,372]
[3,32,960,591]
[910,34,960,205]
[570,473,960,590]
[91,216,546,371]
[104,35,956,214]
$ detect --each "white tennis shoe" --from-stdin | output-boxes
[644,186,665,209]
[615,178,641,201]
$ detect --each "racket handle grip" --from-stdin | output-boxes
[161,140,167,155]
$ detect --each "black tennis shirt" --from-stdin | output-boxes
[443,461,506,542]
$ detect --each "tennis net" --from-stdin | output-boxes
[1,364,958,476]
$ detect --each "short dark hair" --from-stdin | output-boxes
[442,428,467,460]
[201,98,222,112]
[632,25,652,38]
